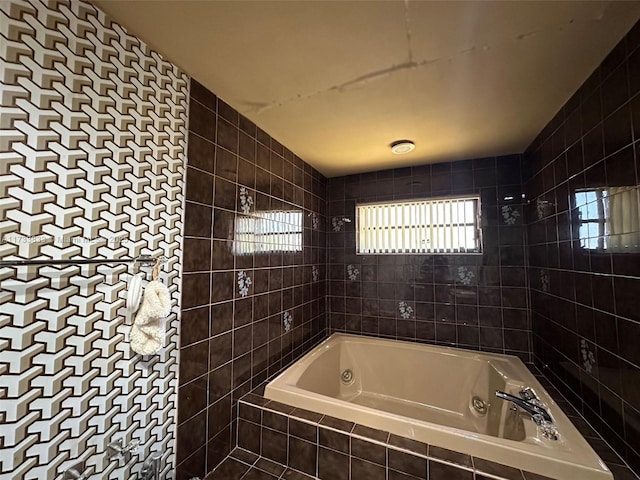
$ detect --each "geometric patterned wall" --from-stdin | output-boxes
[0,1,188,479]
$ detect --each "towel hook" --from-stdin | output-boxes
[152,257,162,281]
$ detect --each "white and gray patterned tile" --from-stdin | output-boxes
[0,1,188,479]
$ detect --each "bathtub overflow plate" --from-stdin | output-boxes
[471,396,488,415]
[341,369,354,384]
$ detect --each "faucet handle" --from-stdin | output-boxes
[538,419,559,440]
[64,468,86,480]
[124,439,140,453]
[63,461,88,480]
[519,387,537,401]
[107,438,140,461]
[530,413,545,426]
[527,409,559,440]
[520,387,547,409]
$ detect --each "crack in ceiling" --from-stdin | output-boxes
[240,6,625,117]
[241,58,433,115]
[241,0,421,116]
[404,0,414,64]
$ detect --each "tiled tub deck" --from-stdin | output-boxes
[205,369,638,480]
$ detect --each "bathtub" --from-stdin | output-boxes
[264,333,612,480]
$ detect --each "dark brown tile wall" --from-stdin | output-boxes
[326,157,532,361]
[525,22,640,475]
[176,79,328,479]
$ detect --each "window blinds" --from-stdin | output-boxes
[356,197,481,254]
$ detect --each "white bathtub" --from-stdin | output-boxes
[265,333,612,480]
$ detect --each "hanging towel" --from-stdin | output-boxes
[130,280,171,355]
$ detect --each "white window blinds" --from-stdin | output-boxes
[356,197,481,254]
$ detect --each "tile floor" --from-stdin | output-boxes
[205,448,317,480]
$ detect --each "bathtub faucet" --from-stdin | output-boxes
[495,390,553,425]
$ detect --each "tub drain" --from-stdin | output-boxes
[341,369,354,384]
[471,396,488,415]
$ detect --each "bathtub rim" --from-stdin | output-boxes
[264,332,612,480]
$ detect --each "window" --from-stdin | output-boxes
[234,210,303,255]
[575,188,607,250]
[575,186,640,252]
[356,196,481,254]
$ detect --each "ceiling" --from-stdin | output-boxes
[93,1,640,177]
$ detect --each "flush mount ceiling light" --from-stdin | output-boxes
[390,140,415,155]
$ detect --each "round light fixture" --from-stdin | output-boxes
[390,140,415,155]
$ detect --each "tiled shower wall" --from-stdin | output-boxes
[525,22,640,473]
[176,80,328,479]
[327,157,531,361]
[0,1,187,479]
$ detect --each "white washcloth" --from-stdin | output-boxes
[130,280,171,355]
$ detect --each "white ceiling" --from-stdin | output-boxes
[93,1,640,177]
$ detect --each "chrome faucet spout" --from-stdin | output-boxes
[495,390,553,424]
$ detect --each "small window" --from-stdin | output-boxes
[234,210,303,255]
[356,196,481,254]
[575,186,640,252]
[575,188,607,250]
